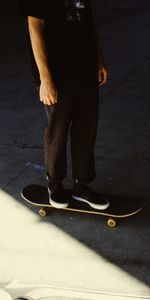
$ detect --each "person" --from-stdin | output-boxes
[18,0,110,210]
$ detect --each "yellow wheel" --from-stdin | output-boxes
[107,218,117,228]
[39,208,48,217]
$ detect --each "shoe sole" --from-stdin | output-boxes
[48,188,69,209]
[49,198,69,209]
[72,195,110,210]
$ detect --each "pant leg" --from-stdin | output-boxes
[44,85,75,182]
[70,79,99,183]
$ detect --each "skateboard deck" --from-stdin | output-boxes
[21,184,145,228]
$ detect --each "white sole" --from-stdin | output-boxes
[72,195,110,210]
[48,188,69,209]
[49,198,69,209]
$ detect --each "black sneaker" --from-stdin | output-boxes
[72,182,110,210]
[48,183,69,209]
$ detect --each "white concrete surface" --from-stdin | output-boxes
[0,189,150,299]
[0,289,12,300]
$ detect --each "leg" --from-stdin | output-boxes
[70,79,99,183]
[70,79,110,210]
[44,85,74,183]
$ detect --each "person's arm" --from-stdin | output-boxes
[28,16,58,105]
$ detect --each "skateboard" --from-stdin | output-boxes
[21,184,145,228]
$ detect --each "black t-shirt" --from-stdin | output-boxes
[19,0,98,85]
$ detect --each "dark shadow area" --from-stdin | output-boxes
[0,0,150,290]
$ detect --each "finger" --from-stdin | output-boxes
[51,93,58,104]
[41,96,52,106]
[103,70,108,84]
[52,90,58,104]
[50,97,56,105]
[44,96,57,106]
[98,72,103,86]
[99,70,107,86]
[98,74,102,82]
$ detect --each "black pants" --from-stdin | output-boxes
[44,79,99,184]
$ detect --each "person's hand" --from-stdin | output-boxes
[98,64,108,86]
[40,77,58,106]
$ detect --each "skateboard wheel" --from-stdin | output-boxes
[107,218,117,228]
[39,208,48,217]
